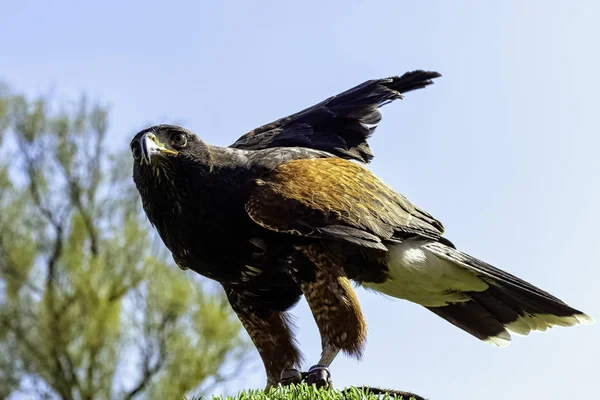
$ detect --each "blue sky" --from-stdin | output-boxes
[2,1,599,399]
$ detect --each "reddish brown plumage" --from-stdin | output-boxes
[300,245,367,358]
[236,310,302,387]
[246,157,444,245]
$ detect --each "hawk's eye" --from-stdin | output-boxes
[131,142,141,160]
[170,132,187,148]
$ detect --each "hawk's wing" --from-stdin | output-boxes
[245,157,445,251]
[230,70,441,163]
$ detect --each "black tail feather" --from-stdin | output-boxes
[427,301,510,345]
[427,277,591,346]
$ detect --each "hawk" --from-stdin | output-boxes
[130,70,593,389]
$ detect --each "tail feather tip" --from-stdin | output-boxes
[575,312,595,325]
[485,312,593,347]
[484,331,512,348]
[505,312,594,336]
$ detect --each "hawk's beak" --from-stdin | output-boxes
[140,133,178,165]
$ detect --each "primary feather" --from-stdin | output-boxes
[231,70,441,163]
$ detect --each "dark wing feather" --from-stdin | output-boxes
[245,157,444,250]
[231,70,441,163]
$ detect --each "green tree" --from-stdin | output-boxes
[0,84,251,400]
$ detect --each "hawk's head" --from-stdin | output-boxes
[131,123,211,172]
[130,124,207,164]
[130,124,213,212]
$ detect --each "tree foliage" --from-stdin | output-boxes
[0,85,251,400]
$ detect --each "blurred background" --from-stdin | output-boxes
[1,1,598,399]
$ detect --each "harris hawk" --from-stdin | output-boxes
[130,70,593,390]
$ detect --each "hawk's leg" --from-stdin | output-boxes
[299,246,367,388]
[225,287,302,389]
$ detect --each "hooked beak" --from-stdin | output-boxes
[140,133,178,165]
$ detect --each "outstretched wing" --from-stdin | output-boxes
[231,70,441,163]
[245,157,445,251]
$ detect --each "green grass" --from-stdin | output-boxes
[188,383,423,400]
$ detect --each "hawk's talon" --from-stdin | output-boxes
[280,368,303,386]
[305,364,331,388]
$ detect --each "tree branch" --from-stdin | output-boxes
[66,177,98,257]
[43,223,77,400]
[122,314,175,400]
